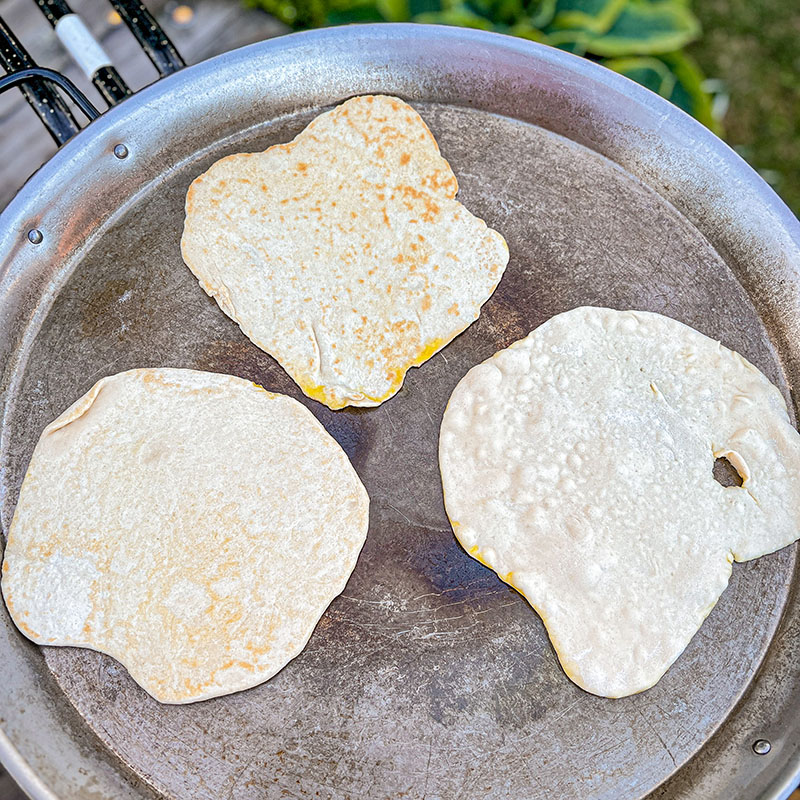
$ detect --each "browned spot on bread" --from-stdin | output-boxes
[15,616,40,639]
[179,94,509,411]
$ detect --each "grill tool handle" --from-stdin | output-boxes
[34,0,132,106]
[0,13,81,144]
[2,0,184,143]
[0,66,100,121]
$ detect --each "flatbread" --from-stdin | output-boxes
[439,307,800,698]
[181,94,509,410]
[1,369,369,704]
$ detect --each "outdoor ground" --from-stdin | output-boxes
[690,0,800,217]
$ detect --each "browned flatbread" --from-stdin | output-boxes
[181,95,509,409]
[2,369,369,703]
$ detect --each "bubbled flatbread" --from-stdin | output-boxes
[181,95,509,410]
[439,307,800,698]
[1,369,368,704]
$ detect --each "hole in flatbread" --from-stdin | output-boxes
[713,456,743,487]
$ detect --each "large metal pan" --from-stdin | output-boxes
[0,24,798,800]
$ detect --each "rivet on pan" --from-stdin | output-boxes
[113,144,129,159]
[752,739,771,755]
[27,229,43,244]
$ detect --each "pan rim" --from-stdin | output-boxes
[0,23,798,800]
[2,25,799,248]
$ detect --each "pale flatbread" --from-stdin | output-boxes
[1,369,369,704]
[439,307,800,698]
[181,94,509,410]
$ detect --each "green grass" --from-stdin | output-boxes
[689,0,800,218]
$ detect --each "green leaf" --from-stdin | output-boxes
[508,19,548,40]
[408,0,440,16]
[493,0,527,24]
[465,0,493,15]
[243,0,329,27]
[552,38,589,55]
[604,55,676,96]
[413,7,495,28]
[661,51,719,133]
[528,0,557,28]
[326,2,384,21]
[605,52,719,135]
[544,28,590,54]
[244,0,718,138]
[459,0,523,25]
[376,0,410,20]
[582,1,701,56]
[550,0,626,34]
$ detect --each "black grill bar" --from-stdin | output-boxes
[0,13,80,145]
[0,67,100,122]
[2,0,184,143]
[33,0,132,106]
[107,0,184,77]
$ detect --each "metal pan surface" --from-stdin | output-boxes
[0,24,798,800]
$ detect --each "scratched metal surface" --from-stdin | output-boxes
[0,26,798,800]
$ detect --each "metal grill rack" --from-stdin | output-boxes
[0,0,184,144]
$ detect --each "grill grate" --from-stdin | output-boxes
[35,0,131,104]
[0,0,183,142]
